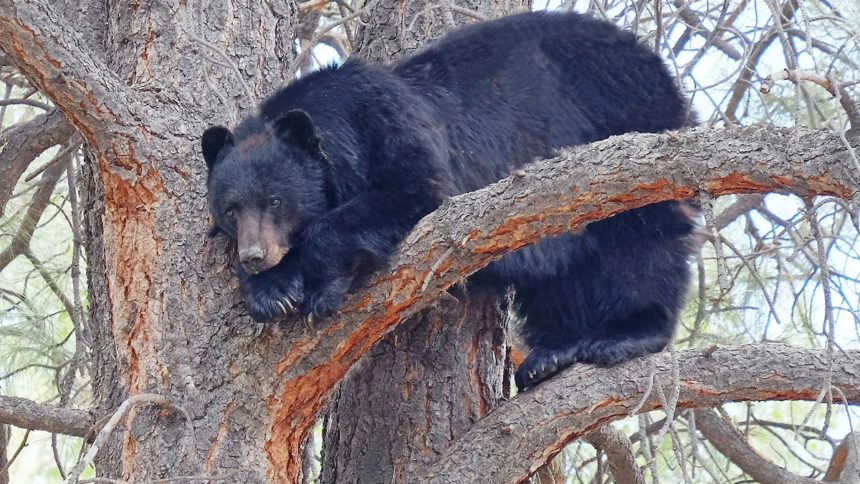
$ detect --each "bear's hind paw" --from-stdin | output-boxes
[515,347,579,392]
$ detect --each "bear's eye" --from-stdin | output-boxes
[225,208,235,218]
[269,197,281,207]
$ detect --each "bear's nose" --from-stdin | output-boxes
[239,245,266,268]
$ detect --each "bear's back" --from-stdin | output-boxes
[394,12,690,193]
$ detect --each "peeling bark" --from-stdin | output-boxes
[266,125,859,480]
[825,432,860,483]
[2,0,300,481]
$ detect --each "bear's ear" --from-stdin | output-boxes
[201,126,235,170]
[273,109,321,155]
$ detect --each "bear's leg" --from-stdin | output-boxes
[299,188,444,319]
[512,236,687,391]
[514,302,676,390]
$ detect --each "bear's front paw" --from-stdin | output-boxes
[302,275,351,322]
[515,347,579,392]
[241,266,305,323]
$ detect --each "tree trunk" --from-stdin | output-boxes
[322,289,508,482]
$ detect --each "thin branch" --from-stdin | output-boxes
[715,194,764,230]
[0,109,75,215]
[0,97,51,110]
[724,0,800,124]
[23,138,81,182]
[0,159,66,271]
[0,428,28,479]
[760,69,860,130]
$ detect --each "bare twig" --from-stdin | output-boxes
[0,428,29,478]
[23,139,81,182]
[0,98,51,110]
[0,110,75,216]
[0,160,66,271]
[760,69,860,130]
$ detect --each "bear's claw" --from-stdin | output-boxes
[515,347,579,392]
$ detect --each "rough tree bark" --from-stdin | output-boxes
[1,0,859,482]
[0,423,7,484]
[322,290,507,483]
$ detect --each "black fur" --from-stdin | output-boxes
[203,12,697,390]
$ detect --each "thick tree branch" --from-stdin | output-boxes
[0,0,142,152]
[414,344,860,483]
[265,126,860,478]
[694,409,817,484]
[0,395,93,438]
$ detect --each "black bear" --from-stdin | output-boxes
[202,11,697,390]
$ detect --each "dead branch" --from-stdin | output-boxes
[414,344,860,483]
[724,0,800,124]
[760,69,860,130]
[0,159,67,271]
[715,194,765,229]
[0,395,93,437]
[0,109,75,215]
[64,394,173,484]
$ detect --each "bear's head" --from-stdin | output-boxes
[202,109,328,275]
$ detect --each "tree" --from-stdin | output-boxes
[0,0,859,483]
